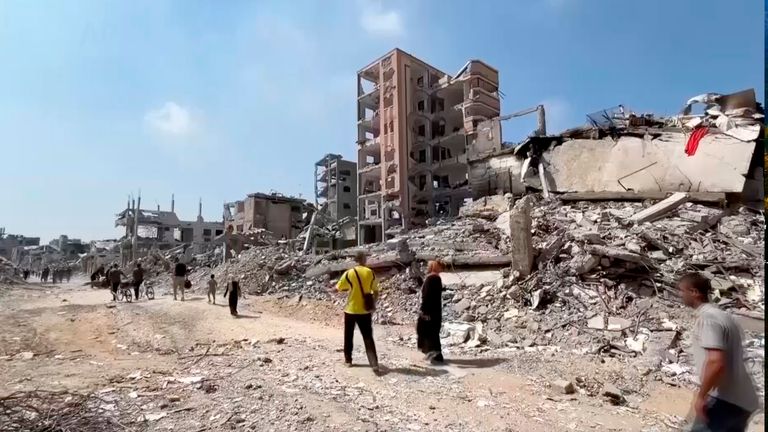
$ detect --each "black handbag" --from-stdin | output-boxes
[352,269,375,312]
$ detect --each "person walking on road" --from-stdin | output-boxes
[207,274,218,304]
[132,263,145,300]
[172,259,187,301]
[107,264,124,301]
[335,251,380,374]
[41,266,49,283]
[417,260,445,364]
[223,280,241,316]
[678,273,759,432]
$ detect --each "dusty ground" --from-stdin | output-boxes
[0,278,763,431]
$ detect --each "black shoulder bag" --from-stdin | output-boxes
[352,269,376,312]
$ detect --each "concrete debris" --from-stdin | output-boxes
[587,315,632,332]
[629,193,690,224]
[601,384,626,405]
[552,380,576,395]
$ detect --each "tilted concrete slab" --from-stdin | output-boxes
[542,134,756,193]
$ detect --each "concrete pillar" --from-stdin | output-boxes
[508,196,534,277]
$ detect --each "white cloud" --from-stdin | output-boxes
[144,102,195,136]
[359,2,404,38]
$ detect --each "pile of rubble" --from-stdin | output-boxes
[0,256,24,285]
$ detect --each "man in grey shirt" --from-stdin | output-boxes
[679,273,759,431]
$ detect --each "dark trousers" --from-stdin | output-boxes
[228,292,238,316]
[690,397,752,432]
[133,280,143,300]
[110,281,120,300]
[343,313,378,368]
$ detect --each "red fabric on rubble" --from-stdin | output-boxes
[685,127,709,156]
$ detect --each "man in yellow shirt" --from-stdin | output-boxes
[336,251,380,373]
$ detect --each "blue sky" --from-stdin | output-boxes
[0,0,763,242]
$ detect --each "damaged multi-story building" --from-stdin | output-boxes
[356,48,501,244]
[223,192,308,240]
[314,154,357,221]
[308,154,359,251]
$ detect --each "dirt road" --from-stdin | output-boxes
[0,279,761,431]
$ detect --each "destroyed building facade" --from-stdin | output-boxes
[314,154,357,221]
[356,48,501,244]
[115,196,224,263]
[0,228,40,260]
[224,192,307,240]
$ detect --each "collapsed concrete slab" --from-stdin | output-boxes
[469,132,758,200]
[542,134,755,193]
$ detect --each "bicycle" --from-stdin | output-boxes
[138,282,155,300]
[117,284,133,302]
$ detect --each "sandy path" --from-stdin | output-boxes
[0,279,761,431]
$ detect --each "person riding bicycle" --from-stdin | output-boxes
[132,263,145,300]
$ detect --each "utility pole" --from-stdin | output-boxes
[132,190,141,262]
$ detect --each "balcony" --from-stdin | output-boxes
[358,136,381,153]
[359,163,382,180]
[433,152,468,171]
[458,60,499,84]
[358,85,380,109]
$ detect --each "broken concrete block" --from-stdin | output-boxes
[630,192,690,224]
[552,380,575,395]
[453,299,471,313]
[570,254,600,274]
[602,384,625,405]
[584,245,652,266]
[15,351,34,360]
[710,277,734,293]
[587,315,632,331]
[503,308,520,319]
[577,232,606,245]
[273,259,294,275]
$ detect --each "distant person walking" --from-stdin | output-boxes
[207,274,218,304]
[65,267,72,283]
[132,263,145,300]
[107,264,124,301]
[335,251,380,374]
[417,260,445,364]
[223,280,241,316]
[678,273,759,432]
[41,267,49,283]
[172,260,187,301]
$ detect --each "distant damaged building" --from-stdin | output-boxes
[115,196,224,263]
[315,154,357,221]
[223,192,308,240]
[468,89,764,206]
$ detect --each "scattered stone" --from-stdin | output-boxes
[552,380,575,395]
[602,384,626,405]
[453,299,471,313]
[15,352,34,360]
[586,315,632,331]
